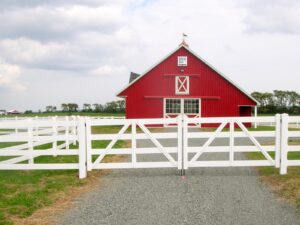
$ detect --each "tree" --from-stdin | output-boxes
[93,103,104,112]
[46,106,52,112]
[45,106,57,112]
[251,90,300,114]
[67,103,78,112]
[24,110,33,114]
[61,103,68,112]
[116,100,125,112]
[104,101,118,113]
[82,103,92,112]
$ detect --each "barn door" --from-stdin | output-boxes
[164,98,201,126]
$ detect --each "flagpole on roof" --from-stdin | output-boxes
[183,33,188,41]
[180,33,189,48]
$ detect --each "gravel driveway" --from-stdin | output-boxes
[59,136,300,225]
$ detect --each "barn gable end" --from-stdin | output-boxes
[117,44,257,119]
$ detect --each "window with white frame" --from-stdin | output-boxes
[184,99,199,114]
[165,99,181,114]
[177,56,187,66]
[175,76,189,95]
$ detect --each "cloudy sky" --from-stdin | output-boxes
[0,0,299,111]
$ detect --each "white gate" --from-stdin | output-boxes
[183,115,281,170]
[85,115,285,173]
[86,117,183,170]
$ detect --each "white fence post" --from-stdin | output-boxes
[86,117,92,171]
[229,119,234,165]
[131,120,137,168]
[65,116,70,150]
[78,117,87,179]
[28,118,34,164]
[15,116,18,133]
[280,113,289,175]
[183,115,188,171]
[254,106,257,129]
[72,116,77,145]
[177,115,183,171]
[52,116,57,157]
[275,114,281,168]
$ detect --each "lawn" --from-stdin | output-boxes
[246,140,300,209]
[0,126,126,225]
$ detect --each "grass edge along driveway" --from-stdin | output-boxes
[0,125,126,225]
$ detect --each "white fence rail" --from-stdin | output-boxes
[1,114,300,178]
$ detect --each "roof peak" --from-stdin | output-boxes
[179,39,189,48]
[179,33,189,48]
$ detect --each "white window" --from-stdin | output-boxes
[165,99,181,114]
[184,99,199,114]
[175,76,189,95]
[177,56,187,66]
[164,98,200,115]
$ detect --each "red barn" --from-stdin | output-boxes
[117,41,258,121]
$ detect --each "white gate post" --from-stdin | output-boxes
[275,114,281,168]
[280,113,289,175]
[78,117,87,179]
[183,114,188,171]
[177,115,183,171]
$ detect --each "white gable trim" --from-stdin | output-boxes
[116,45,259,105]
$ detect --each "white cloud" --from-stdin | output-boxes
[0,61,26,91]
[0,38,66,65]
[237,0,300,34]
[90,65,126,76]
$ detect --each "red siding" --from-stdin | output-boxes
[119,47,256,119]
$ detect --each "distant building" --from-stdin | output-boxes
[0,110,6,115]
[7,110,21,115]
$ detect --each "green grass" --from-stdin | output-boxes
[246,140,300,209]
[0,126,126,225]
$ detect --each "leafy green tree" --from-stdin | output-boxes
[61,103,68,112]
[83,103,92,112]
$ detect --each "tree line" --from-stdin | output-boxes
[251,90,300,114]
[44,100,125,113]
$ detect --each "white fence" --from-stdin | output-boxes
[0,117,86,178]
[0,114,300,178]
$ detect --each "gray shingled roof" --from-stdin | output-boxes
[129,72,140,83]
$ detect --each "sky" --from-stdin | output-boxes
[0,0,299,111]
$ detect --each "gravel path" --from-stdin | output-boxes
[59,137,300,225]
